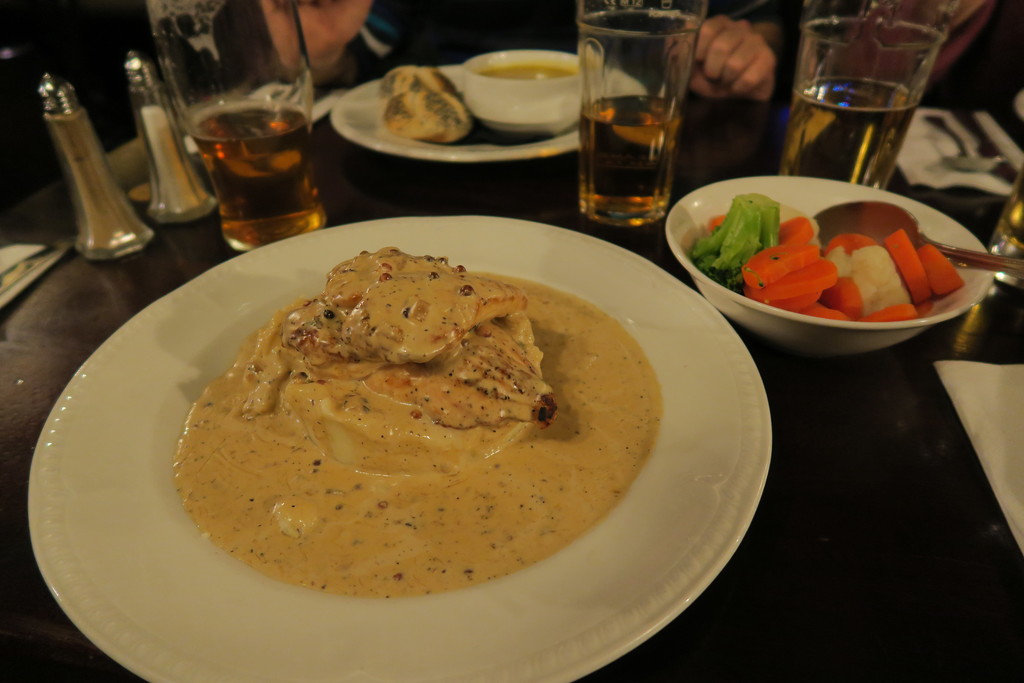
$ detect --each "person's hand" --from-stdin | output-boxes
[263,0,373,85]
[690,15,777,101]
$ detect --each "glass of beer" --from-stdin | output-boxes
[577,0,706,227]
[990,167,1024,289]
[779,0,957,189]
[146,0,326,251]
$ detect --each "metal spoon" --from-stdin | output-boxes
[814,201,1024,278]
[924,115,1004,174]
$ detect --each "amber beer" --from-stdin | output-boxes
[577,1,701,227]
[989,169,1024,288]
[779,79,916,189]
[580,96,682,226]
[781,2,952,188]
[193,105,326,251]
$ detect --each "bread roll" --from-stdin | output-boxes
[380,66,473,143]
[379,66,420,100]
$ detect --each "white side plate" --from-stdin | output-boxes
[329,66,579,162]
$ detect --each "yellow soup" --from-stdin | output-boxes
[478,62,577,80]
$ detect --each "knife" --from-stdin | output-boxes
[0,243,71,310]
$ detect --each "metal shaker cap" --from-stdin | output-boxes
[38,73,80,116]
[125,50,160,90]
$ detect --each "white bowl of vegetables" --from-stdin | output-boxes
[665,176,992,357]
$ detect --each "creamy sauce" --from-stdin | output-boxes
[174,277,660,598]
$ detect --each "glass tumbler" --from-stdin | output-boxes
[146,0,326,251]
[577,0,706,228]
[779,0,957,188]
[990,166,1024,289]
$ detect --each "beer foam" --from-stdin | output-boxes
[147,0,225,60]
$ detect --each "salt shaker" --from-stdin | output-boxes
[125,50,216,223]
[39,73,154,260]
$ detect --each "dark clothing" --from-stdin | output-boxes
[924,0,1024,110]
[350,0,781,82]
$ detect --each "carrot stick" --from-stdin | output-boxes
[859,303,919,322]
[741,243,820,289]
[708,214,727,231]
[824,233,876,255]
[917,243,965,296]
[744,258,838,303]
[778,216,815,244]
[800,302,852,321]
[883,229,931,304]
[762,290,822,312]
[819,277,863,320]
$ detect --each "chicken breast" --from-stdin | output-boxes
[364,314,556,429]
[278,248,556,429]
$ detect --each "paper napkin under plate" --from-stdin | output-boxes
[935,360,1024,554]
[898,108,1023,196]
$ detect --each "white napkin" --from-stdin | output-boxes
[312,88,348,123]
[0,244,69,311]
[0,244,45,271]
[897,108,1019,196]
[1,244,45,308]
[935,360,1024,553]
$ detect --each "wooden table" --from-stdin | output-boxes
[2,97,1023,682]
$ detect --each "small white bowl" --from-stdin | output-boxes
[665,176,993,357]
[462,50,580,137]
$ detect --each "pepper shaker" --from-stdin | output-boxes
[125,50,216,223]
[39,73,154,260]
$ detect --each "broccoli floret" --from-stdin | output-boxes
[690,193,780,292]
[693,253,744,292]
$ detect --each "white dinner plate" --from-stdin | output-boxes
[29,216,770,683]
[1015,88,1024,122]
[329,66,579,162]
